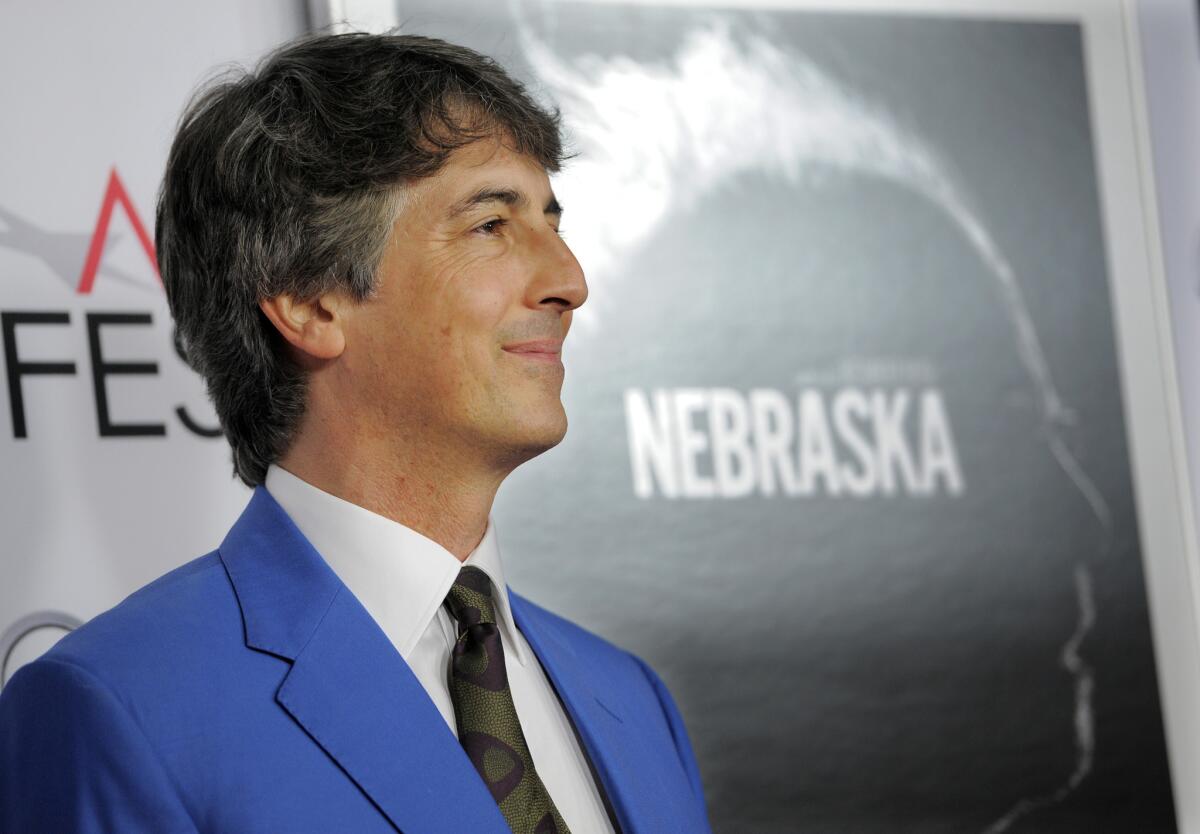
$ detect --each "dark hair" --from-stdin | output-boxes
[156,32,564,486]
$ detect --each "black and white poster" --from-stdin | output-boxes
[381,3,1181,831]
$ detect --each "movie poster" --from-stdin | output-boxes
[390,4,1178,830]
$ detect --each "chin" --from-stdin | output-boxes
[525,414,569,452]
[499,410,568,464]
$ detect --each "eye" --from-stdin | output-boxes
[473,218,506,236]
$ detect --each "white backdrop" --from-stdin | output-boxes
[0,1,305,679]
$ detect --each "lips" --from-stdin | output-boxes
[502,339,562,357]
[506,338,561,352]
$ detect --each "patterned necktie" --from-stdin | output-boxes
[443,566,571,834]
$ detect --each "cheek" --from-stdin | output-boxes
[416,284,507,399]
[441,270,511,346]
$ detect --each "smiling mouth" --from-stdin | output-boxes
[502,339,563,363]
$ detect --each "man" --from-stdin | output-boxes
[0,33,710,834]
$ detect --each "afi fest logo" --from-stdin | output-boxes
[1,168,220,440]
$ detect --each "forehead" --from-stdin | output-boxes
[416,138,552,208]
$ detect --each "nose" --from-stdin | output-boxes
[526,226,588,314]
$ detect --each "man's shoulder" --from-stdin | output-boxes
[30,549,248,696]
[508,590,662,693]
[509,590,629,661]
[510,588,709,820]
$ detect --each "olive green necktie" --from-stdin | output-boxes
[443,566,571,834]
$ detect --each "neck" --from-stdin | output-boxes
[277,418,510,562]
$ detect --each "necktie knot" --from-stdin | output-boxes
[443,565,497,628]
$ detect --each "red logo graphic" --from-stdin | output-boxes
[77,168,160,295]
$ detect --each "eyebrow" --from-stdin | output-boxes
[445,186,563,219]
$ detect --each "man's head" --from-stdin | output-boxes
[156,32,585,487]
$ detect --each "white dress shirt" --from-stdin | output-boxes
[264,465,615,834]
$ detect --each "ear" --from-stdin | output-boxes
[258,292,347,363]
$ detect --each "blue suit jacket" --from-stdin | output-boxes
[0,488,711,833]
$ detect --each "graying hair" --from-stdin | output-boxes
[156,32,564,486]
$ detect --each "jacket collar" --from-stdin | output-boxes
[219,487,510,833]
[219,486,341,660]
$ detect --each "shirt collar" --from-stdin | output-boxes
[263,464,526,666]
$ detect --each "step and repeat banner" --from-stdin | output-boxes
[0,5,301,686]
[4,0,1198,832]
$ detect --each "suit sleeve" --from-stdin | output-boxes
[628,653,710,817]
[0,656,199,834]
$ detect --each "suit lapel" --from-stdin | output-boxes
[511,594,673,834]
[277,588,507,833]
[220,488,508,834]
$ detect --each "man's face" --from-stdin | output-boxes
[341,137,588,470]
